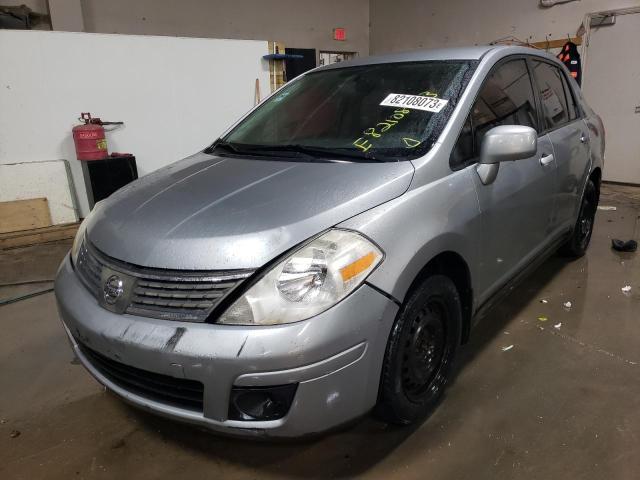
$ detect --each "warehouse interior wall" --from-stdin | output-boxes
[17,0,49,15]
[42,0,640,62]
[369,0,640,54]
[78,0,370,57]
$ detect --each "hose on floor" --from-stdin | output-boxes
[0,288,54,307]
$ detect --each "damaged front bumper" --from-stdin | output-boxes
[54,254,398,437]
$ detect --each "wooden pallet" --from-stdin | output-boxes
[0,222,80,250]
[0,198,52,234]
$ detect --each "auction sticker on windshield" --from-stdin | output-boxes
[380,93,448,113]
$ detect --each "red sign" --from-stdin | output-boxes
[333,28,346,41]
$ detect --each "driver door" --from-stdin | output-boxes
[454,58,558,304]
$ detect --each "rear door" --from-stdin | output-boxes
[531,59,591,233]
[452,57,557,302]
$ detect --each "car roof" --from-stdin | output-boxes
[316,45,555,71]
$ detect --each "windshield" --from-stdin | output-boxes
[218,60,477,162]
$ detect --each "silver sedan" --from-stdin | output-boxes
[55,45,604,437]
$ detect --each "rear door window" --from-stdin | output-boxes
[532,60,571,130]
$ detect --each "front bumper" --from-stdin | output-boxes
[54,254,398,437]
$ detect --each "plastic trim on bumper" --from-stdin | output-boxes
[63,321,368,436]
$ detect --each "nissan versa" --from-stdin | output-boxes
[55,46,604,437]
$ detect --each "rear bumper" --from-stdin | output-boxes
[55,254,398,437]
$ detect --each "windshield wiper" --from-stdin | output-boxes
[244,144,384,162]
[212,141,386,162]
[211,141,323,160]
[211,141,263,156]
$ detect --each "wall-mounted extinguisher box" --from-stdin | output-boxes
[73,112,138,209]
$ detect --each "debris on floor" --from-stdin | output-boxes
[563,301,572,310]
[611,239,638,252]
[554,323,562,330]
[501,345,514,352]
[9,429,21,439]
[540,299,548,304]
[598,205,617,211]
[622,285,632,295]
[537,315,548,322]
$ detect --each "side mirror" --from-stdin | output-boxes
[480,125,537,164]
[476,125,538,185]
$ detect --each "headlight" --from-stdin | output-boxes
[218,229,383,325]
[71,217,89,265]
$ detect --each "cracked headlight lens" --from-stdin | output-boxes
[218,229,383,325]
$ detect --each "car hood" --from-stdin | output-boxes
[86,152,414,270]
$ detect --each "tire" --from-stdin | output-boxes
[376,274,462,425]
[560,179,598,258]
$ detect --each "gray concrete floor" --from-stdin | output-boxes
[1,184,639,480]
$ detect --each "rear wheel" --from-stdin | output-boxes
[376,275,462,425]
[560,179,598,258]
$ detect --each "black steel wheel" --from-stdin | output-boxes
[376,274,462,425]
[401,300,447,402]
[560,179,598,257]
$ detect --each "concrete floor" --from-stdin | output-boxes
[1,184,639,480]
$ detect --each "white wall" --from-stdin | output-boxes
[581,10,640,183]
[0,30,270,218]
[370,0,640,53]
[0,161,77,225]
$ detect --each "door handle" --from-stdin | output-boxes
[580,134,589,143]
[540,154,554,166]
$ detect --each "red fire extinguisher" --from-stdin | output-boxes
[72,112,123,161]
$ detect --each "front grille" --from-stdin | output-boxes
[75,240,252,322]
[128,278,238,320]
[79,343,204,412]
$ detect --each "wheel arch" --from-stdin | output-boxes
[403,251,473,344]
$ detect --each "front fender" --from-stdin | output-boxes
[339,168,481,307]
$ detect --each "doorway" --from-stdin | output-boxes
[284,48,316,81]
[319,51,358,67]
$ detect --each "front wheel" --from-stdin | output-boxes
[376,275,462,425]
[560,179,598,258]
